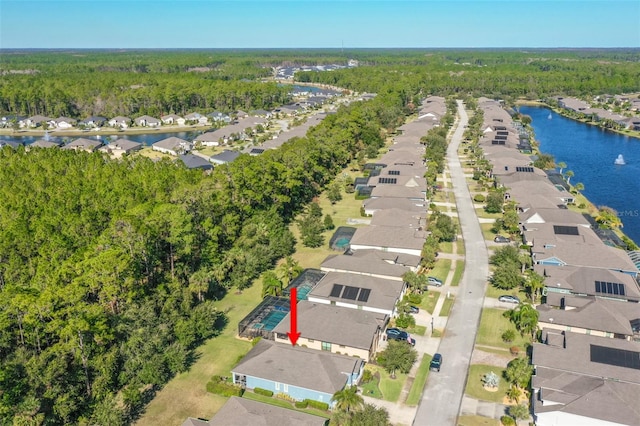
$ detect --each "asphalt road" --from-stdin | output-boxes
[414,101,490,425]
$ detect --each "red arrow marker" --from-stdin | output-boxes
[287,287,301,346]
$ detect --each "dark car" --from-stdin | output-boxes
[409,305,420,314]
[494,235,511,243]
[385,328,416,346]
[430,353,442,372]
[498,295,520,304]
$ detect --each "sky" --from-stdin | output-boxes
[1,0,639,49]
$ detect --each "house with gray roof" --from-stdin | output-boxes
[307,271,406,316]
[99,138,142,156]
[30,139,63,148]
[202,396,327,426]
[134,115,161,127]
[184,112,208,125]
[152,136,192,156]
[22,115,52,128]
[160,114,185,126]
[61,138,102,152]
[49,116,77,129]
[321,249,420,280]
[108,116,131,129]
[349,224,427,257]
[362,197,425,216]
[232,340,364,408]
[369,185,426,202]
[179,154,213,171]
[207,111,231,123]
[209,150,241,165]
[519,207,591,228]
[79,116,107,128]
[532,330,640,426]
[272,301,387,361]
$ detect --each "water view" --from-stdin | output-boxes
[519,105,640,244]
[0,130,203,146]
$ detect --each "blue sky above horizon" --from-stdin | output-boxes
[1,1,639,49]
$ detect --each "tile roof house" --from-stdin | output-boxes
[61,137,103,152]
[232,340,364,408]
[199,396,327,426]
[272,301,387,361]
[321,249,421,280]
[152,136,192,156]
[532,330,640,426]
[307,271,406,316]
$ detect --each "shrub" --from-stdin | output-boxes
[251,337,262,346]
[510,346,521,356]
[305,399,329,411]
[206,379,243,397]
[500,415,516,426]
[254,387,274,397]
[501,329,516,343]
[406,293,423,304]
[578,203,586,209]
[474,194,486,203]
[275,392,295,402]
[360,369,373,384]
[294,400,309,408]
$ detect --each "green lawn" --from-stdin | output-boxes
[242,391,331,419]
[137,284,262,426]
[475,208,502,220]
[439,295,455,317]
[407,324,427,336]
[475,308,530,350]
[457,415,500,426]
[481,223,497,241]
[366,364,407,402]
[451,260,464,287]
[360,368,383,399]
[439,241,453,254]
[421,291,441,314]
[465,364,509,403]
[405,354,432,406]
[456,240,465,255]
[485,285,528,302]
[428,258,452,282]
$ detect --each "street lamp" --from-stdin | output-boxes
[431,317,434,334]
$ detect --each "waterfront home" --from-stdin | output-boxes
[207,111,231,123]
[209,149,240,165]
[134,115,161,127]
[79,116,106,128]
[61,137,102,152]
[49,117,77,129]
[184,112,208,125]
[178,154,213,171]
[0,114,25,127]
[232,340,364,408]
[272,301,387,361]
[21,115,52,128]
[30,139,63,148]
[160,114,185,126]
[108,116,131,129]
[188,396,327,426]
[307,271,407,316]
[98,139,142,156]
[0,140,22,149]
[532,330,640,426]
[519,207,591,228]
[194,129,228,146]
[152,137,192,156]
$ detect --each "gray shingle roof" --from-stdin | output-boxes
[208,396,327,426]
[321,249,418,280]
[232,340,363,395]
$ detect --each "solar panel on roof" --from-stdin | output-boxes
[553,225,579,235]
[515,166,534,173]
[389,170,400,176]
[594,280,626,296]
[378,177,397,184]
[329,284,344,298]
[357,288,371,302]
[590,344,640,370]
[342,286,359,300]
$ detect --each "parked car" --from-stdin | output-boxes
[494,235,511,243]
[430,353,443,372]
[427,276,443,287]
[498,295,520,304]
[385,328,416,346]
[409,306,420,314]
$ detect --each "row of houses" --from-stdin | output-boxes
[182,96,447,425]
[554,96,640,131]
[477,98,640,426]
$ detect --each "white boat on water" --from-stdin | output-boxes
[548,113,552,119]
[614,154,625,165]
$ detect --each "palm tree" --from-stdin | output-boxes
[331,385,364,414]
[276,256,302,287]
[556,161,567,174]
[506,384,522,403]
[188,269,211,302]
[574,182,584,194]
[524,270,545,304]
[565,170,574,184]
[261,271,283,297]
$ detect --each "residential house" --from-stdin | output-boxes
[232,340,364,408]
[307,271,407,316]
[532,330,640,426]
[192,396,327,426]
[79,116,107,128]
[0,140,22,149]
[108,116,132,129]
[30,139,63,148]
[362,197,425,216]
[369,185,426,202]
[49,117,77,129]
[519,208,592,228]
[98,139,142,156]
[184,112,208,125]
[534,264,640,302]
[134,115,161,127]
[0,114,25,128]
[272,301,387,361]
[152,137,192,156]
[161,114,185,126]
[61,138,102,152]
[235,110,249,119]
[21,115,52,128]
[207,111,231,123]
[349,223,427,257]
[209,150,240,165]
[537,294,639,340]
[250,109,272,118]
[321,249,421,280]
[179,154,213,171]
[195,130,227,146]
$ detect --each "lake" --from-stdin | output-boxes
[519,105,640,245]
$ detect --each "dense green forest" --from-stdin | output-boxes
[0,78,403,424]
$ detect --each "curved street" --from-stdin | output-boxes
[414,101,490,425]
